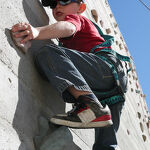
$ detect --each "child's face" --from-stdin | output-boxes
[52,2,81,21]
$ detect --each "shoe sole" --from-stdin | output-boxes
[50,118,113,129]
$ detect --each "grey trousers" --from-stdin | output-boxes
[34,44,116,102]
[34,43,125,149]
[93,101,124,150]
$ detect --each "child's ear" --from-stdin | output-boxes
[78,3,86,13]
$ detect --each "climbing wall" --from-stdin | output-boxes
[0,0,149,150]
[86,1,150,149]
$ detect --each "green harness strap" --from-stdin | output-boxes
[58,21,132,105]
[91,21,132,73]
[91,21,132,105]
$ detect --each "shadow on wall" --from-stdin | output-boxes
[5,0,81,150]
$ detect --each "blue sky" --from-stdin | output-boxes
[108,0,150,112]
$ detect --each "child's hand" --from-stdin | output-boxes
[11,22,39,44]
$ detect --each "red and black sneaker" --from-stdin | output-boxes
[50,94,112,128]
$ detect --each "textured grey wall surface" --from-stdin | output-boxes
[0,0,150,150]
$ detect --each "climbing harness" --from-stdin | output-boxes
[58,20,133,106]
[91,21,133,105]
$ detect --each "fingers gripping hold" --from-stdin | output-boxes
[11,22,34,43]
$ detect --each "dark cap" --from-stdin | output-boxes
[42,0,85,7]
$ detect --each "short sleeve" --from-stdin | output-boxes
[64,14,82,34]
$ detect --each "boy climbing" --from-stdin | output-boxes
[11,0,129,149]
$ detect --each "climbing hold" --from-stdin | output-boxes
[136,83,139,89]
[124,45,128,52]
[105,0,109,6]
[91,9,98,22]
[100,20,104,28]
[135,90,140,94]
[113,23,118,28]
[140,122,144,132]
[128,74,131,78]
[146,122,149,128]
[119,43,123,50]
[114,30,117,34]
[137,112,141,119]
[110,13,113,18]
[142,135,147,142]
[120,36,123,42]
[8,78,12,83]
[106,28,111,34]
[128,63,132,69]
[127,129,130,135]
[115,41,119,45]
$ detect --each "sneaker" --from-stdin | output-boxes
[50,94,112,128]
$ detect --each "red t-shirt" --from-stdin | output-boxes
[59,14,108,53]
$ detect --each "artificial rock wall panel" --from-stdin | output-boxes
[0,0,150,150]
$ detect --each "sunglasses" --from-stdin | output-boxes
[42,0,83,9]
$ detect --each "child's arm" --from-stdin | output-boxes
[36,21,76,40]
[11,21,76,44]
